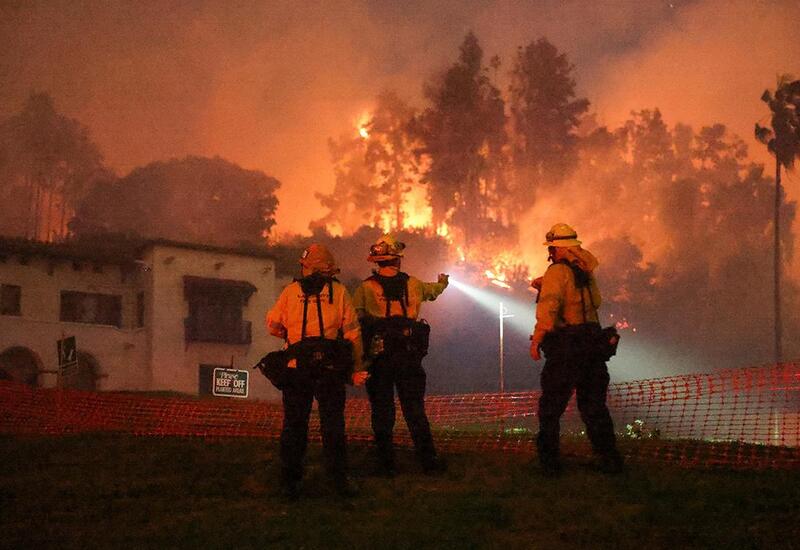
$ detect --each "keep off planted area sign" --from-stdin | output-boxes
[212,368,249,398]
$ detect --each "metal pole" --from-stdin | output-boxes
[774,158,782,364]
[499,301,504,393]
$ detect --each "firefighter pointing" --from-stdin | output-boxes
[530,224,623,476]
[262,244,366,499]
[353,234,449,475]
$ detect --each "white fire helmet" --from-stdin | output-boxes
[543,223,582,248]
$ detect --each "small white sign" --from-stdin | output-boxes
[212,368,249,398]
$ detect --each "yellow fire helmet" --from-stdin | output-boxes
[543,223,582,248]
[367,234,406,262]
[299,244,340,274]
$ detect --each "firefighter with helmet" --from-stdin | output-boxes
[353,234,449,475]
[530,224,624,475]
[264,244,367,499]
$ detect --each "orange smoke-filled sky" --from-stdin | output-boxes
[1,0,798,235]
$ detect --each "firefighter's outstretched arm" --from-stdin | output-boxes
[421,273,449,301]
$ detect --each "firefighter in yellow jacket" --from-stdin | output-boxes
[530,224,623,475]
[265,244,367,498]
[353,234,448,475]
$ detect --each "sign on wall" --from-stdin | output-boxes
[57,336,78,376]
[212,368,249,398]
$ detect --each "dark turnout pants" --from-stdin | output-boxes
[280,370,347,484]
[366,354,437,468]
[537,328,618,465]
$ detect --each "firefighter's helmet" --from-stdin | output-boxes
[299,244,340,274]
[368,234,406,262]
[543,223,582,247]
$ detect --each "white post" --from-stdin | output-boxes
[499,301,504,394]
[498,302,514,394]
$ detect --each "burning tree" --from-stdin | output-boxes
[308,34,799,369]
[313,131,379,235]
[313,92,426,235]
[413,32,508,249]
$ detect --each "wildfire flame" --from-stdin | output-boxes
[346,110,532,291]
[356,111,371,139]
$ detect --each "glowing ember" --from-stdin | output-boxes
[614,317,638,333]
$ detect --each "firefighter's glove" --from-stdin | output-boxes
[438,273,449,287]
[351,371,369,386]
[530,339,542,361]
[269,325,288,340]
[531,276,543,292]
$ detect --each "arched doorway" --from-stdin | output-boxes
[0,347,41,385]
[61,351,99,391]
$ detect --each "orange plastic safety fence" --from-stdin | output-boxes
[1,363,798,469]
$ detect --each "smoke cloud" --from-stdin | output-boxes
[2,0,796,239]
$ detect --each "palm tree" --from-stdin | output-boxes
[755,75,800,364]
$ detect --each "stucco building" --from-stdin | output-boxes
[0,237,282,400]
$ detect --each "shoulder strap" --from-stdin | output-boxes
[296,275,338,339]
[299,293,326,340]
[555,259,597,323]
[301,291,310,339]
[297,281,329,340]
[368,272,409,318]
[315,293,324,335]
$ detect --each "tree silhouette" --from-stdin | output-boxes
[72,156,280,247]
[755,75,800,363]
[414,32,507,248]
[508,38,589,217]
[0,92,107,241]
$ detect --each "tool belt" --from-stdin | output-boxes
[287,337,353,381]
[362,315,430,359]
[255,349,290,390]
[541,322,619,362]
[256,338,353,389]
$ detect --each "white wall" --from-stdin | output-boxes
[0,244,283,400]
[146,244,281,401]
[0,255,148,390]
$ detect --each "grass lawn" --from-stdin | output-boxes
[0,435,798,549]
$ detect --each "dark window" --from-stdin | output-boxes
[1,284,21,316]
[60,291,122,328]
[199,364,225,396]
[136,291,145,328]
[184,276,255,345]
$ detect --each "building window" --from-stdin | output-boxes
[198,364,226,396]
[60,291,122,328]
[183,276,255,345]
[136,291,145,328]
[1,284,21,316]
